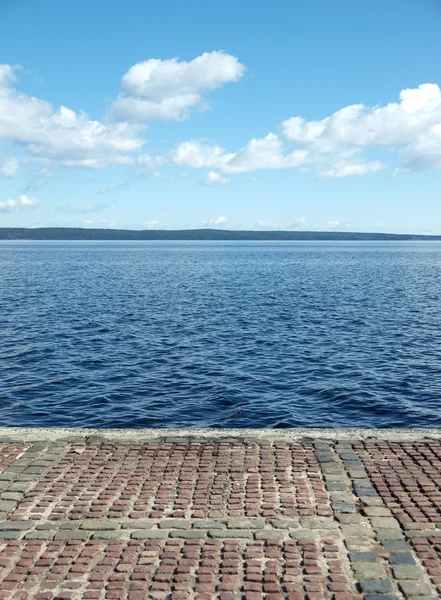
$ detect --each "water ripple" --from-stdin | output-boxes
[1,240,441,428]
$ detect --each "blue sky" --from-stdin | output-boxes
[0,0,440,232]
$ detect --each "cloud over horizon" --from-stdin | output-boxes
[107,51,245,123]
[0,194,39,212]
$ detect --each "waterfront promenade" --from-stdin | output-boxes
[1,428,441,599]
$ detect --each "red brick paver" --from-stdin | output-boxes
[11,443,330,521]
[355,441,441,525]
[0,538,357,600]
[0,445,28,473]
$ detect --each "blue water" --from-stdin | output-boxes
[1,241,441,429]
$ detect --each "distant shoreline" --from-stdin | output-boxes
[1,227,441,241]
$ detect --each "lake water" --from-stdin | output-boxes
[1,240,441,429]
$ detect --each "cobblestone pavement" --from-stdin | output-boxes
[1,436,441,599]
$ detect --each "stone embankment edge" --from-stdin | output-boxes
[0,427,441,442]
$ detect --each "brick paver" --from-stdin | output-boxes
[1,436,440,599]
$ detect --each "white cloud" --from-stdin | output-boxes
[171,140,234,169]
[203,171,230,185]
[171,133,310,174]
[0,194,39,212]
[0,156,19,177]
[280,83,441,173]
[137,153,167,170]
[108,51,245,122]
[318,159,384,179]
[203,216,228,226]
[0,64,144,169]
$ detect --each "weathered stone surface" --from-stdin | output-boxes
[193,519,224,529]
[0,530,22,539]
[92,531,124,540]
[120,520,154,529]
[254,530,285,540]
[388,552,416,566]
[370,517,401,529]
[0,520,33,530]
[299,517,338,530]
[336,514,362,524]
[364,507,392,517]
[359,579,393,593]
[352,562,387,580]
[332,502,357,513]
[169,530,207,538]
[376,529,405,541]
[1,435,440,600]
[326,482,347,491]
[392,566,424,579]
[80,519,118,530]
[227,518,265,529]
[54,530,89,540]
[209,529,253,538]
[350,551,377,562]
[271,518,299,529]
[158,519,191,529]
[398,581,432,597]
[131,530,167,539]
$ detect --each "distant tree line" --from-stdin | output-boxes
[1,227,440,241]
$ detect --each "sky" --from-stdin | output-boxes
[0,0,440,233]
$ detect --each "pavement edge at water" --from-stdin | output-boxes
[1,427,441,442]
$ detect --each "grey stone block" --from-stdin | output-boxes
[388,552,416,566]
[271,519,299,529]
[227,519,265,529]
[355,487,378,497]
[332,502,357,514]
[193,520,224,529]
[24,530,53,540]
[353,563,387,580]
[370,518,401,529]
[80,519,118,530]
[169,530,207,538]
[381,540,410,551]
[0,521,34,530]
[120,520,154,529]
[158,519,190,530]
[254,530,284,540]
[54,530,89,540]
[364,596,398,600]
[209,529,253,539]
[359,580,393,593]
[399,581,432,596]
[376,529,404,541]
[350,552,377,562]
[392,566,424,579]
[0,531,22,539]
[92,531,124,540]
[326,482,347,491]
[131,530,167,539]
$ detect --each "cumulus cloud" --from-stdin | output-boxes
[0,156,19,177]
[171,134,309,174]
[280,83,441,174]
[203,216,228,226]
[108,51,245,122]
[203,171,230,185]
[0,194,39,212]
[0,64,144,169]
